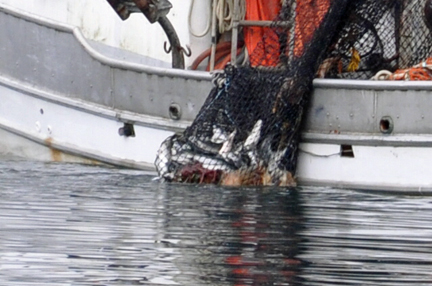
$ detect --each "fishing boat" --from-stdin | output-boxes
[1,0,432,192]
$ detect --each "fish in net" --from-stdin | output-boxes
[155,0,432,186]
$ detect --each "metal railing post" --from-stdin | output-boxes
[230,0,240,66]
[210,0,218,71]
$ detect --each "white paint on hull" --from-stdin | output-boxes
[297,143,432,192]
[0,127,103,165]
[0,82,174,170]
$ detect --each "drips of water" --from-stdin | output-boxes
[1,157,432,285]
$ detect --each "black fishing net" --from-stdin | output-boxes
[155,0,432,186]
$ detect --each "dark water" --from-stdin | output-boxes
[1,157,432,286]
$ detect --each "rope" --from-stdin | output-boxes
[188,0,246,37]
[371,58,432,81]
[188,0,212,37]
[216,0,246,34]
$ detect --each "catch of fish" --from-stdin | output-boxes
[155,118,296,186]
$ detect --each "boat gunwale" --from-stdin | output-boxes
[4,72,432,148]
[0,75,188,132]
[0,3,212,82]
[313,78,432,91]
[2,3,432,92]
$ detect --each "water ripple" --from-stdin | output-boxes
[1,159,432,285]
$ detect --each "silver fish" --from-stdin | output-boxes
[171,136,182,156]
[211,125,229,144]
[244,119,262,151]
[219,151,243,169]
[219,130,236,155]
[193,154,232,171]
[188,135,221,154]
[154,135,174,179]
[246,150,258,168]
[171,151,195,165]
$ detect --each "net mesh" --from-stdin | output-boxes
[155,0,432,186]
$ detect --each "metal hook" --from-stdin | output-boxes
[180,45,192,57]
[164,41,191,57]
[163,41,172,53]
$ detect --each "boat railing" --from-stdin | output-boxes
[209,0,292,70]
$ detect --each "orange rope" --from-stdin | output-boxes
[374,57,432,80]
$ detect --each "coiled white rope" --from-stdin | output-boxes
[371,70,393,80]
[188,0,246,37]
[188,0,212,37]
[216,0,246,34]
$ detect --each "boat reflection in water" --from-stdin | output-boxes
[158,184,304,285]
[157,182,432,286]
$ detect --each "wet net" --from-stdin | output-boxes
[155,0,432,186]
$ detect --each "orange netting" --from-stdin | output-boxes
[244,0,331,66]
[293,0,331,57]
[244,0,282,67]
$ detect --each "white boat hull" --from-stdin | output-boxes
[297,143,432,192]
[1,3,432,192]
[2,76,432,192]
[0,77,174,170]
